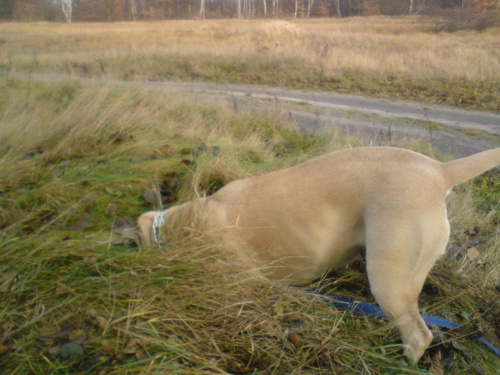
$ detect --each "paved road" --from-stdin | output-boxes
[159,81,500,136]
[153,80,499,157]
[24,73,500,157]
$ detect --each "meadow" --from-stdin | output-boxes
[0,17,499,111]
[0,17,499,374]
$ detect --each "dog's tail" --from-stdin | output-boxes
[442,147,500,189]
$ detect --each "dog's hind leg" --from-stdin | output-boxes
[364,207,450,363]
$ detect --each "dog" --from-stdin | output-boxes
[138,146,500,363]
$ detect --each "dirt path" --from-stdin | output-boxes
[28,73,500,157]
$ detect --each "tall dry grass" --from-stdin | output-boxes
[0,17,499,110]
[0,74,499,373]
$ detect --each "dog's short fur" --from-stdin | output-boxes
[138,146,500,363]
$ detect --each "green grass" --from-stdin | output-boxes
[0,75,499,374]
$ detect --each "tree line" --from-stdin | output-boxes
[0,0,497,22]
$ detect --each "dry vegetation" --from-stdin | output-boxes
[0,16,499,374]
[0,16,499,110]
[0,72,499,374]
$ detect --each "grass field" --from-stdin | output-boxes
[0,17,499,111]
[0,72,499,373]
[0,16,499,374]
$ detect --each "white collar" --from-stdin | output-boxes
[152,209,168,244]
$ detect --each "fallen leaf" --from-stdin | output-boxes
[69,329,85,342]
[451,340,473,360]
[467,247,480,262]
[161,145,178,155]
[87,307,99,318]
[135,350,147,360]
[56,283,76,296]
[48,346,61,356]
[286,331,302,348]
[42,154,53,166]
[96,316,108,331]
[39,327,65,346]
[281,313,301,322]
[101,340,112,355]
[228,361,251,374]
[149,149,164,159]
[105,203,117,216]
[180,157,195,166]
[0,344,10,356]
[124,338,142,354]
[273,299,283,316]
[40,327,59,338]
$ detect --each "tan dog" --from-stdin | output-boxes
[138,146,500,363]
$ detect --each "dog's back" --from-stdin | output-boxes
[205,146,500,362]
[139,146,500,363]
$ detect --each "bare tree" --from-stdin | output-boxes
[409,0,426,14]
[242,0,253,18]
[417,0,426,14]
[237,0,242,17]
[307,0,315,17]
[200,0,206,19]
[263,0,267,17]
[334,0,341,17]
[272,0,279,15]
[61,0,72,23]
[130,0,138,20]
